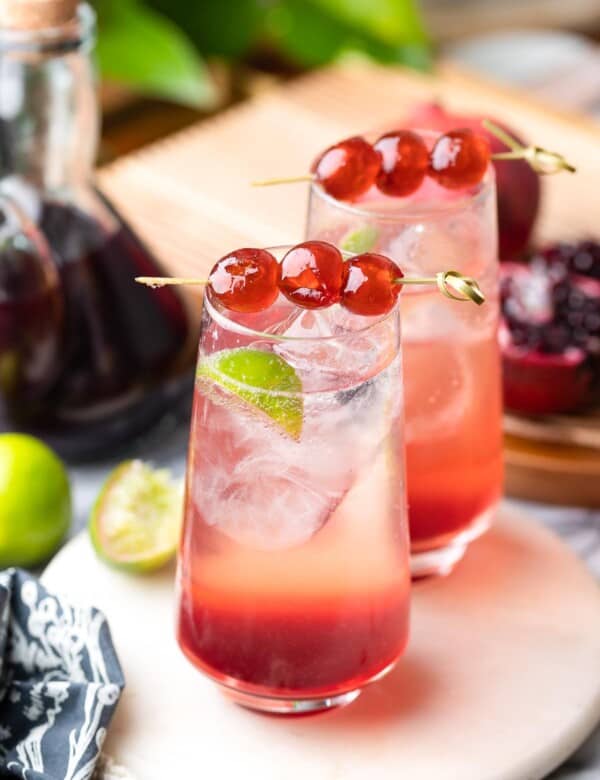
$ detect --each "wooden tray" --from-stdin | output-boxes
[42,507,600,780]
[97,62,600,505]
[504,412,600,507]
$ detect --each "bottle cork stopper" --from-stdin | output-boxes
[0,0,79,31]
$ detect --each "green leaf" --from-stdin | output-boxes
[266,0,431,70]
[265,0,349,67]
[147,0,266,59]
[308,0,429,46]
[95,0,217,108]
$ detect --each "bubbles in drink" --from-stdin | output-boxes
[191,349,400,551]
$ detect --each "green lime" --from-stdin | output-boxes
[89,460,182,573]
[0,434,70,567]
[340,224,379,254]
[197,348,303,439]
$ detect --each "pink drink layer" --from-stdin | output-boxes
[306,163,503,555]
[177,306,410,700]
[402,319,503,547]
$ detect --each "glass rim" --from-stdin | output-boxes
[0,3,95,52]
[204,244,400,343]
[310,132,494,222]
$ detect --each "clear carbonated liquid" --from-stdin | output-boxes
[306,167,503,553]
[177,299,410,699]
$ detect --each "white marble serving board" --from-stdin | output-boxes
[43,507,600,780]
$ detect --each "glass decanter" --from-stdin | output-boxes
[0,2,195,458]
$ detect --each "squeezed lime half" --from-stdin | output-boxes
[89,460,183,573]
[197,348,303,439]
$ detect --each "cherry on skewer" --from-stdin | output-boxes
[279,241,344,309]
[254,136,381,202]
[139,248,280,314]
[341,253,404,315]
[311,137,382,200]
[429,128,490,189]
[137,242,485,317]
[374,130,429,197]
[252,120,576,203]
[207,247,279,313]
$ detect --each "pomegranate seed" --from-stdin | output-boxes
[341,253,404,315]
[208,248,279,313]
[374,130,429,197]
[312,136,381,201]
[279,241,344,309]
[429,128,490,189]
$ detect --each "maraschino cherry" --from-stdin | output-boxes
[311,137,382,201]
[279,241,344,309]
[374,130,429,197]
[253,120,575,202]
[341,253,404,315]
[207,247,279,313]
[428,128,490,189]
[136,241,484,316]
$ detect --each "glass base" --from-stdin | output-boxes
[220,685,361,714]
[410,543,467,578]
[410,506,495,579]
[209,656,402,716]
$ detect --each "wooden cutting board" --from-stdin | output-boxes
[97,62,600,505]
[42,506,600,780]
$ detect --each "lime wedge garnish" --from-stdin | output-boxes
[89,460,182,573]
[340,224,379,254]
[197,348,303,439]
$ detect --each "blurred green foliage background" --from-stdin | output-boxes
[93,0,430,107]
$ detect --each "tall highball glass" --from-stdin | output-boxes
[176,246,410,713]
[306,143,503,577]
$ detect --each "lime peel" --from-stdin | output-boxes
[197,348,303,439]
[0,434,70,567]
[89,460,183,573]
[340,225,379,254]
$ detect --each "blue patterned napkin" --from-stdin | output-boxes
[0,568,125,779]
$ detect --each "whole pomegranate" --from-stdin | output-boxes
[406,102,541,260]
